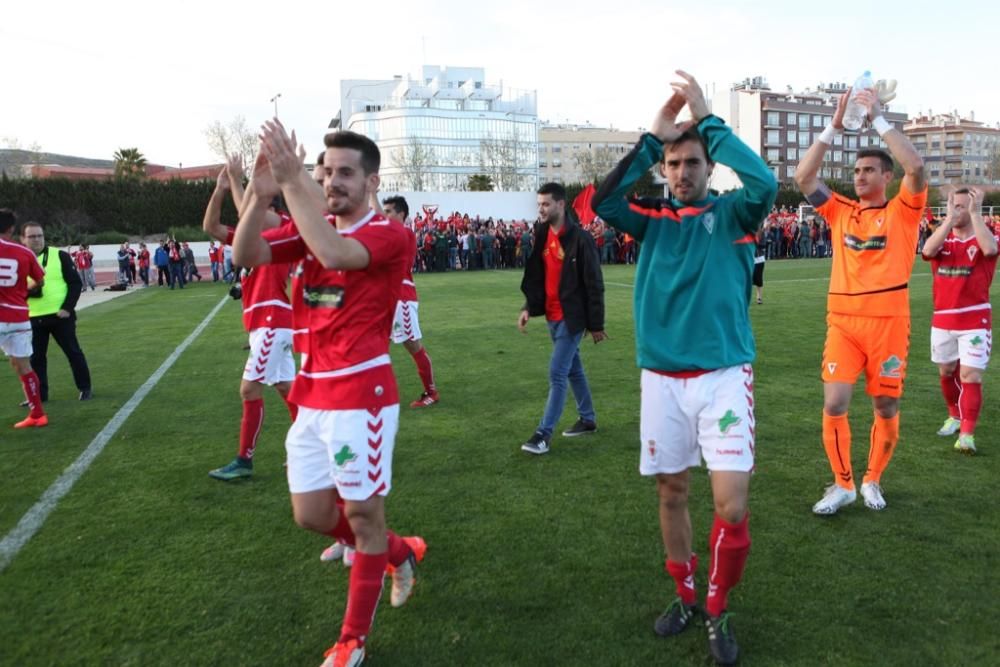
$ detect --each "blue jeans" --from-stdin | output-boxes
[538,320,596,438]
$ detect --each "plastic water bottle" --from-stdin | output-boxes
[842,71,874,130]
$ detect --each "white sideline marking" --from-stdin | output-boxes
[606,273,931,288]
[0,296,229,573]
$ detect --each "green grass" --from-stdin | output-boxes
[1,261,997,666]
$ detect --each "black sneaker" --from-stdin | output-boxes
[561,419,597,437]
[520,431,550,455]
[653,598,697,637]
[79,389,93,401]
[704,610,739,666]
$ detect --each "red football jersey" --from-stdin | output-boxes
[225,226,293,332]
[925,232,999,330]
[0,239,45,323]
[74,250,93,270]
[264,210,409,411]
[399,226,418,302]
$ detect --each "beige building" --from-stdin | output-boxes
[710,76,907,190]
[538,124,641,185]
[903,112,1000,188]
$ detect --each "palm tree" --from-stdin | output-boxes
[113,148,147,180]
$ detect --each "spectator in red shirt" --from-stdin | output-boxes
[73,244,97,291]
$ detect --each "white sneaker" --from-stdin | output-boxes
[390,555,416,607]
[954,434,977,454]
[860,481,886,510]
[812,484,857,515]
[937,417,961,436]
[320,541,346,563]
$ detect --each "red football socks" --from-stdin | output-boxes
[411,347,436,393]
[339,550,388,644]
[959,382,982,435]
[940,369,961,419]
[238,399,264,460]
[705,513,750,617]
[20,371,45,419]
[665,554,698,605]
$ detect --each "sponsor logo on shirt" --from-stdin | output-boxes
[844,235,887,251]
[304,285,345,308]
[936,266,972,278]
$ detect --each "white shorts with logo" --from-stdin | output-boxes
[285,404,399,500]
[390,301,422,344]
[0,321,32,358]
[242,327,295,385]
[931,327,992,370]
[640,365,756,475]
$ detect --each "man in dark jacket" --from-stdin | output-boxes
[154,241,170,286]
[20,222,93,402]
[518,182,606,455]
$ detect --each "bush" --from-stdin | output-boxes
[88,230,130,245]
[166,226,210,242]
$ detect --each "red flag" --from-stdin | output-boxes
[572,184,597,226]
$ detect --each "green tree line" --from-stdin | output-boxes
[0,175,239,246]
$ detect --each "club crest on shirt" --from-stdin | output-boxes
[968,246,979,261]
[702,212,715,234]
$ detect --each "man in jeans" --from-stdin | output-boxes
[518,182,606,455]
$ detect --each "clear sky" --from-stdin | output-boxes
[3,0,996,167]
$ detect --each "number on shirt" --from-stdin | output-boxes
[0,258,18,287]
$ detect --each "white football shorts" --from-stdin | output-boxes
[285,404,399,500]
[242,327,295,385]
[0,322,32,358]
[390,301,422,344]
[639,364,756,475]
[931,327,991,370]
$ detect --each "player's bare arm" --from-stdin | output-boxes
[517,309,529,333]
[794,90,849,200]
[202,167,232,243]
[856,88,926,193]
[259,119,371,271]
[968,188,998,256]
[231,153,278,267]
[922,190,957,258]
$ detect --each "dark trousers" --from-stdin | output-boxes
[157,266,170,286]
[169,262,186,288]
[30,314,92,400]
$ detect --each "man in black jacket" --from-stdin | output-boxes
[518,182,606,455]
[20,222,93,402]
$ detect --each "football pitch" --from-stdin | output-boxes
[1,260,997,666]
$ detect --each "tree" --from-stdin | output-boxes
[204,116,258,174]
[467,174,494,191]
[573,146,618,185]
[391,138,436,191]
[113,148,147,180]
[479,131,533,192]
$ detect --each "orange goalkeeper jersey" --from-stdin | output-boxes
[817,183,927,317]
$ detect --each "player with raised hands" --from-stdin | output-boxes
[794,79,927,514]
[233,120,424,667]
[593,71,776,666]
[922,186,998,454]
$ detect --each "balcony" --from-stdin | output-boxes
[945,140,964,149]
[944,169,963,177]
[945,155,962,163]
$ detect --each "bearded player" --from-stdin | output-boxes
[233,123,424,667]
[921,187,998,454]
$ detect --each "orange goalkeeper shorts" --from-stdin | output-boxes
[821,313,911,398]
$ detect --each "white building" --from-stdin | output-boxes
[329,66,538,192]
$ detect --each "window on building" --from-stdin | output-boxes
[787,112,797,125]
[813,115,825,127]
[787,130,797,143]
[799,134,810,148]
[771,165,780,179]
[766,111,780,126]
[833,150,843,162]
[766,148,780,161]
[786,147,798,161]
[552,146,561,153]
[799,115,810,130]
[765,129,780,144]
[539,161,547,168]
[553,160,562,167]
[787,164,796,177]
[833,134,843,146]
[822,167,832,178]
[846,135,857,148]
